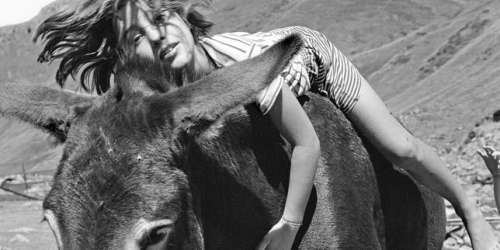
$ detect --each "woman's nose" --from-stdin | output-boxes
[144,25,164,43]
[143,12,170,43]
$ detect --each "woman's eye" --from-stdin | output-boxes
[133,34,143,43]
[154,14,166,24]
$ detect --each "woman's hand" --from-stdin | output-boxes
[478,146,500,177]
[256,218,300,250]
[478,146,500,216]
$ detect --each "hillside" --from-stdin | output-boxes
[352,0,500,148]
[0,0,481,175]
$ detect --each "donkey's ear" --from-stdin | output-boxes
[148,34,303,135]
[0,82,94,143]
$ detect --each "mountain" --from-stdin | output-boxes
[0,0,498,175]
[352,0,500,147]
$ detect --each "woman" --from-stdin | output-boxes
[35,0,498,249]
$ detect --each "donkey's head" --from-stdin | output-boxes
[1,35,302,249]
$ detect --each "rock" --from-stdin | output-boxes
[445,146,452,153]
[467,131,476,140]
[493,110,500,122]
[8,234,29,243]
[474,174,492,185]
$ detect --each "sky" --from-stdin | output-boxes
[0,0,55,27]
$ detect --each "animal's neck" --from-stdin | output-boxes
[187,111,289,246]
[188,44,218,82]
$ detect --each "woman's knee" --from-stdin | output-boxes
[386,135,423,168]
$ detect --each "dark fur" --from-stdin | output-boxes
[1,35,445,249]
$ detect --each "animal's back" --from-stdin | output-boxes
[296,94,445,249]
[195,92,445,249]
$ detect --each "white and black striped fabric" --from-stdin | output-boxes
[200,26,362,114]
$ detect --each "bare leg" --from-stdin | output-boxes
[347,78,497,249]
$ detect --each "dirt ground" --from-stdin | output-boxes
[0,201,56,250]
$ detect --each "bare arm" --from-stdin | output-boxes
[269,84,320,222]
[256,84,320,250]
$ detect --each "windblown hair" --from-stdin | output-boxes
[34,0,214,94]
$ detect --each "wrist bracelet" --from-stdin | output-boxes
[280,217,302,229]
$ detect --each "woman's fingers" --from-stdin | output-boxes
[492,150,500,159]
[484,146,500,160]
[480,146,499,159]
[477,146,500,177]
[478,149,487,158]
[484,146,498,155]
[478,149,491,164]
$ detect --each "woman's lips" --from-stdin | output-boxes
[159,42,179,60]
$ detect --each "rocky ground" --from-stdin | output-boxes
[0,201,56,250]
[439,110,500,249]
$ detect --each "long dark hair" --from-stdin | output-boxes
[34,0,214,94]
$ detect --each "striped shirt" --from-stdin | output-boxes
[199,26,362,114]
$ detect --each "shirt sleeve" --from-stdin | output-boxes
[255,26,362,114]
[322,36,362,114]
[202,26,362,114]
[256,48,312,114]
[252,27,316,114]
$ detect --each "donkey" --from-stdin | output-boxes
[0,35,445,249]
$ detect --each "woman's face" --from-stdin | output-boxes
[114,0,196,69]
